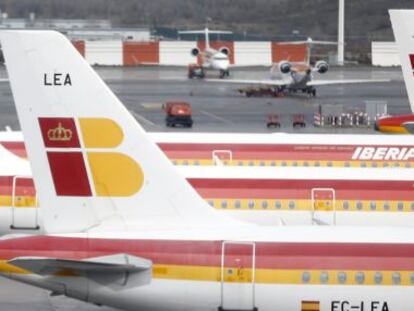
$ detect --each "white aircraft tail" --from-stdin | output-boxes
[1,31,228,233]
[179,28,232,50]
[390,10,414,112]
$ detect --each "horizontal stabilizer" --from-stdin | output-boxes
[9,253,152,275]
[307,79,390,86]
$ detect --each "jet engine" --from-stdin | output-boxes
[278,61,292,74]
[219,47,230,55]
[314,60,329,74]
[191,48,200,56]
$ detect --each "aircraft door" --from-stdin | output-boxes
[212,150,232,166]
[220,241,256,311]
[11,176,39,230]
[311,188,336,225]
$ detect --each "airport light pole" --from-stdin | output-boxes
[337,0,345,66]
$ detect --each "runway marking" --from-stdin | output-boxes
[141,102,163,110]
[129,110,161,129]
[201,110,233,124]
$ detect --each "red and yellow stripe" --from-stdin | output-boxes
[1,237,414,286]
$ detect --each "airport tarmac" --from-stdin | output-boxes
[0,65,409,133]
[0,65,409,310]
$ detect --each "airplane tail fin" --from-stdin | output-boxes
[1,31,226,233]
[390,10,414,112]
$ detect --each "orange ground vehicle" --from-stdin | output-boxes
[164,101,193,128]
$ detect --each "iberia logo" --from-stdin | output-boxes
[38,117,144,197]
[410,54,414,74]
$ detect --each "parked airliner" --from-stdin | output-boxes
[1,17,414,310]
[179,27,232,78]
[206,59,389,97]
[4,132,414,169]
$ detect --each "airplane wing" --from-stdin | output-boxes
[9,253,152,275]
[205,78,290,86]
[307,78,390,86]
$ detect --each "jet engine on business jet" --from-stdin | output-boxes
[314,60,329,74]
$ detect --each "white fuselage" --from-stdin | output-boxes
[202,47,230,71]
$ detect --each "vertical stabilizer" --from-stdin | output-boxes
[390,10,414,112]
[1,31,228,233]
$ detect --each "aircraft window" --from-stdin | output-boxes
[288,201,295,209]
[355,272,365,284]
[281,161,287,167]
[292,161,298,167]
[344,162,350,167]
[304,161,309,167]
[194,160,200,166]
[337,272,347,284]
[370,202,376,210]
[238,161,244,166]
[411,203,414,211]
[342,201,349,210]
[248,201,255,209]
[208,200,214,207]
[383,162,388,167]
[394,162,400,167]
[260,161,265,166]
[302,271,311,283]
[372,162,378,168]
[320,271,329,283]
[275,201,282,209]
[398,202,404,211]
[406,162,411,168]
[410,273,414,284]
[234,200,241,209]
[360,162,367,168]
[374,272,383,284]
[249,161,254,166]
[392,272,401,285]
[384,202,390,211]
[270,161,276,166]
[262,201,268,209]
[315,162,320,167]
[327,161,332,167]
[172,160,177,165]
[221,201,228,209]
[356,201,363,210]
[183,160,188,166]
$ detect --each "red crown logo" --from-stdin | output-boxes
[47,123,73,141]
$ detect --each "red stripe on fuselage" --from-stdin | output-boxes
[189,178,414,200]
[0,176,412,201]
[1,236,414,270]
[159,143,414,161]
[3,142,414,162]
